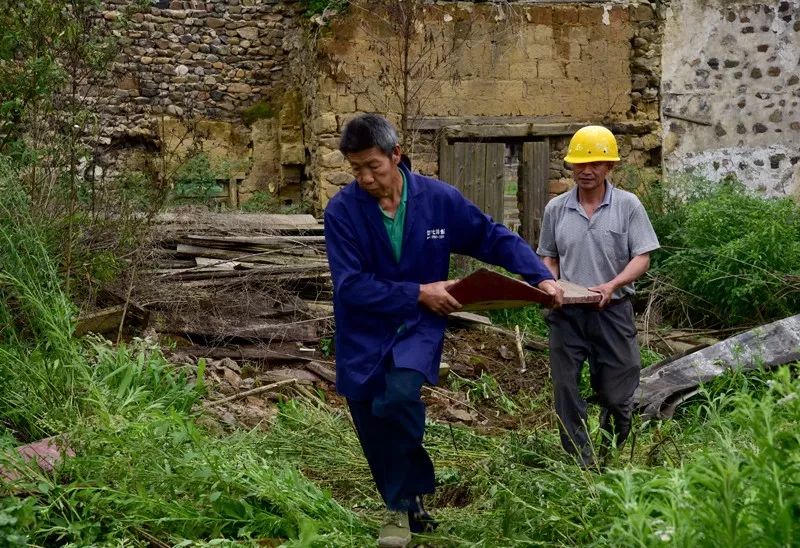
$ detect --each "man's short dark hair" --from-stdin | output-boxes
[339,114,399,156]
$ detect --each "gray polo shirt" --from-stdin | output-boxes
[537,182,659,299]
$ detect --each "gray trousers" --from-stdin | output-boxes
[547,299,640,463]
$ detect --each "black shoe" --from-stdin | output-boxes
[408,495,438,533]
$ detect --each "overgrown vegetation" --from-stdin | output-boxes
[241,100,276,125]
[301,0,349,18]
[172,153,226,204]
[2,159,800,544]
[641,177,800,327]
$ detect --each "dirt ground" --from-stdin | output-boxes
[178,322,555,434]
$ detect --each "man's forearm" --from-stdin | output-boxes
[609,254,650,290]
[543,256,560,279]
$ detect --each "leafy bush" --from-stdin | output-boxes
[301,0,349,18]
[240,100,275,125]
[643,179,800,327]
[0,497,37,546]
[173,153,225,204]
[240,190,306,214]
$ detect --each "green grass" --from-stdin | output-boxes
[2,164,799,546]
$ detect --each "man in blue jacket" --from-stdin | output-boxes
[324,113,562,547]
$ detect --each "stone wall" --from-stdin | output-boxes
[93,0,308,203]
[87,0,668,211]
[307,0,665,210]
[662,0,800,197]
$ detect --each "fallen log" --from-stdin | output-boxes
[636,314,800,419]
[162,320,321,343]
[168,344,316,363]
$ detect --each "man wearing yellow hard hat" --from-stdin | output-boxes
[537,125,660,468]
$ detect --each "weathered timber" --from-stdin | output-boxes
[184,234,326,246]
[636,314,800,419]
[169,344,315,363]
[75,304,149,336]
[175,244,327,265]
[163,319,320,343]
[520,140,549,247]
[420,118,657,136]
[157,212,323,233]
[304,360,337,383]
[448,311,493,326]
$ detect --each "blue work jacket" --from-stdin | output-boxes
[324,164,553,400]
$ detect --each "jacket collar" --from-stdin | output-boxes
[354,163,423,265]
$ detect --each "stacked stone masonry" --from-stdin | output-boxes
[92,0,307,203]
[662,0,800,197]
[85,1,800,211]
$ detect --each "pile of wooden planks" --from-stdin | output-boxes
[150,213,329,286]
[128,212,334,363]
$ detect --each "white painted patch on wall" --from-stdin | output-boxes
[665,145,799,198]
[602,3,611,25]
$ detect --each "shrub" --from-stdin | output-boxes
[643,179,800,327]
[240,100,275,125]
[172,153,225,204]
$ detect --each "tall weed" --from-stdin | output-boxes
[643,179,800,326]
[0,172,88,438]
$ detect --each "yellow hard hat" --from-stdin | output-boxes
[564,125,620,163]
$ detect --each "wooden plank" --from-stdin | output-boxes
[484,143,505,223]
[157,212,321,228]
[74,305,149,337]
[185,235,326,246]
[438,136,454,185]
[520,142,536,245]
[175,244,327,265]
[162,320,320,342]
[452,141,467,195]
[169,344,315,363]
[447,268,601,310]
[304,361,337,384]
[532,139,550,246]
[448,311,492,326]
[520,140,550,247]
[470,143,487,212]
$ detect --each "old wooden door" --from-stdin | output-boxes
[519,139,550,248]
[439,138,550,247]
[439,141,506,223]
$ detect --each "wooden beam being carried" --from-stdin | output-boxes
[447,268,601,310]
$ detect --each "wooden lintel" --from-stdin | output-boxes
[433,120,658,140]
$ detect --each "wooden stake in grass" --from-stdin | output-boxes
[515,325,527,373]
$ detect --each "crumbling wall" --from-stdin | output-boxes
[307,0,664,210]
[93,0,307,203]
[662,0,800,197]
